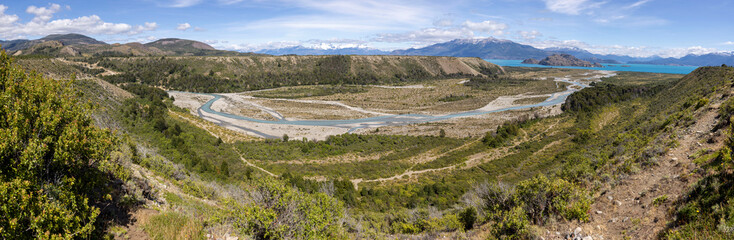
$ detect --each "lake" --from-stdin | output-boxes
[485,59,699,75]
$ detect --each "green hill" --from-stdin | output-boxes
[1,34,259,57]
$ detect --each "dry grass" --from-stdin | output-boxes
[313,78,566,115]
[169,110,260,143]
[253,99,376,120]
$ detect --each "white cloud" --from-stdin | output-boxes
[167,0,203,8]
[292,0,431,24]
[543,0,603,15]
[133,22,158,34]
[373,27,474,45]
[218,0,244,5]
[525,39,721,58]
[530,17,553,22]
[0,5,19,26]
[625,0,652,9]
[176,23,191,31]
[433,18,453,27]
[461,20,507,35]
[236,15,392,32]
[724,41,734,45]
[518,30,542,40]
[26,3,61,23]
[216,40,302,52]
[228,0,439,35]
[0,4,156,39]
[304,38,371,49]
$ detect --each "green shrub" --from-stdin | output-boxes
[653,195,669,206]
[515,176,591,224]
[232,179,346,239]
[492,206,531,240]
[459,207,477,230]
[0,48,117,239]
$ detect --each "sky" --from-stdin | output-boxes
[0,0,733,58]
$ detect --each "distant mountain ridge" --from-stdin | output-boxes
[4,34,733,66]
[630,52,734,66]
[259,38,734,67]
[258,46,390,55]
[392,38,550,60]
[0,34,259,57]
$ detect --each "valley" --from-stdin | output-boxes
[3,33,734,240]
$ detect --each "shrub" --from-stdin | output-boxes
[515,176,591,224]
[232,179,346,239]
[459,207,477,230]
[0,48,117,238]
[492,206,531,240]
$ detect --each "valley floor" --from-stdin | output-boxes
[170,71,613,140]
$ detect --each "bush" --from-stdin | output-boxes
[515,176,591,224]
[459,207,477,230]
[492,207,531,240]
[0,48,117,238]
[232,179,346,239]
[468,176,590,238]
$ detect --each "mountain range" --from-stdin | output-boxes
[0,34,259,57]
[259,38,734,67]
[2,34,733,66]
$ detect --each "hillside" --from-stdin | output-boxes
[393,38,550,60]
[6,43,734,239]
[0,34,257,57]
[96,55,504,92]
[524,54,604,67]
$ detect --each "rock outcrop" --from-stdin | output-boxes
[523,54,604,67]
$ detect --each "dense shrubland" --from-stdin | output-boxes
[0,49,122,238]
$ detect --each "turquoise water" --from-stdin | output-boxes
[485,59,698,75]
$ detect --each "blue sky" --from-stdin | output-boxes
[1,0,732,57]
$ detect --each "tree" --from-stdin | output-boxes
[220,160,230,177]
[0,48,116,239]
[459,207,477,230]
[439,129,446,138]
[282,134,289,142]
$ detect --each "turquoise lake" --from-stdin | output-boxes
[485,59,699,75]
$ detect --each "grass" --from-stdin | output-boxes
[252,85,367,99]
[513,96,548,105]
[439,94,474,102]
[144,212,205,240]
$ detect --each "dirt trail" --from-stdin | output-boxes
[233,148,277,177]
[351,119,562,189]
[543,99,725,240]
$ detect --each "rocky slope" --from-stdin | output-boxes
[524,54,604,67]
[97,55,505,92]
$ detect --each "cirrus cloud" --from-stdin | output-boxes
[542,0,604,15]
